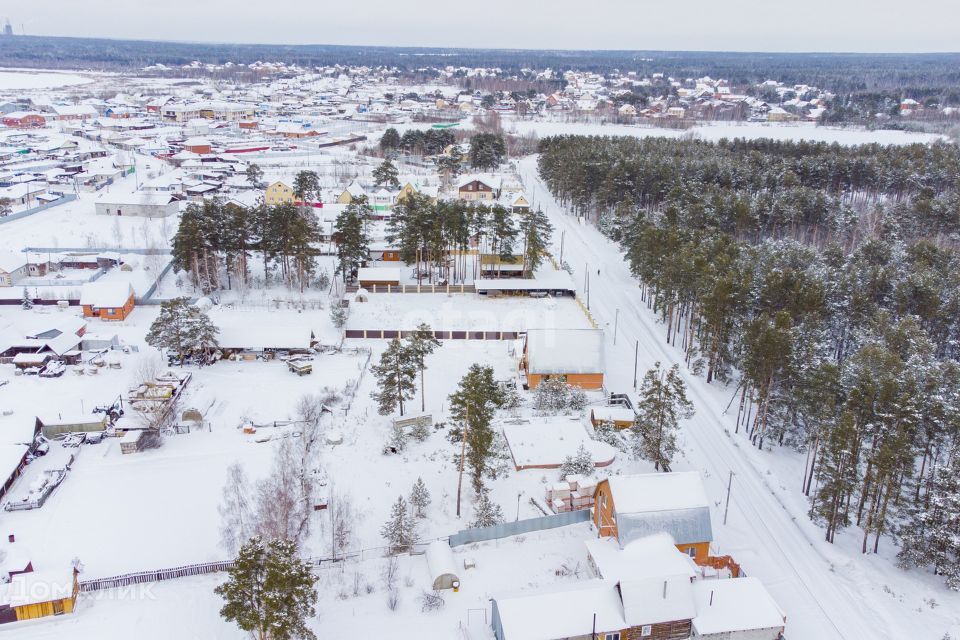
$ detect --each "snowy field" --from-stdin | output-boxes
[0,69,94,90]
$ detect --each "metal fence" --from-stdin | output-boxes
[449,509,591,547]
[0,194,77,226]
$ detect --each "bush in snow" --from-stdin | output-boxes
[409,420,430,443]
[329,303,348,329]
[419,590,445,612]
[568,385,588,412]
[559,444,595,478]
[533,376,569,414]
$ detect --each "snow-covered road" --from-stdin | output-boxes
[518,156,916,640]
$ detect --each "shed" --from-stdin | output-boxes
[425,540,459,591]
[36,414,109,439]
[0,569,78,621]
[691,577,786,639]
[590,406,636,430]
[80,282,135,321]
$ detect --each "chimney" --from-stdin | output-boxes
[8,534,14,543]
[662,580,667,599]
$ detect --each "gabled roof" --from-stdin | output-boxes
[605,472,714,547]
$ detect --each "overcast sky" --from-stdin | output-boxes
[7,0,959,53]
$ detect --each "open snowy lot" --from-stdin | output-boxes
[345,293,593,333]
[0,69,95,90]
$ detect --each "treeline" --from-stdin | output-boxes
[172,198,321,293]
[385,192,551,283]
[538,135,960,585]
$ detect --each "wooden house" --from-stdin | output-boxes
[457,175,502,202]
[521,328,604,390]
[491,576,695,640]
[0,569,78,623]
[80,282,136,321]
[593,472,713,562]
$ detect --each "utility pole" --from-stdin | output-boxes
[723,471,735,525]
[613,308,619,345]
[559,229,565,265]
[455,406,469,518]
[585,269,590,310]
[633,339,639,389]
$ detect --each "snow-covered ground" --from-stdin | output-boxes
[517,155,960,640]
[0,69,94,90]
[345,293,593,333]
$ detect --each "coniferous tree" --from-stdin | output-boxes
[469,133,506,169]
[292,170,320,204]
[215,537,318,640]
[405,323,441,413]
[409,477,431,518]
[146,297,219,361]
[372,159,400,189]
[470,489,504,528]
[381,495,417,554]
[20,287,32,310]
[370,338,417,416]
[245,163,264,190]
[898,455,960,589]
[333,196,371,282]
[449,364,504,493]
[559,444,595,478]
[632,362,694,471]
[380,128,401,152]
[518,208,553,276]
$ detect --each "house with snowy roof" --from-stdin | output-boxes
[521,328,604,390]
[0,252,28,287]
[593,472,714,562]
[80,281,135,321]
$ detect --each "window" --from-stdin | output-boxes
[604,634,620,640]
[687,547,697,558]
[641,625,652,637]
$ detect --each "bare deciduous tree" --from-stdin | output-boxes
[219,462,254,554]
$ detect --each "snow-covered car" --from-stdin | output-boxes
[22,367,42,376]
[39,362,66,378]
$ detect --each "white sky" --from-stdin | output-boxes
[7,0,960,53]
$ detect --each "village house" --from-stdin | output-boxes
[357,267,402,288]
[521,328,604,389]
[593,472,714,562]
[265,180,295,205]
[1,112,46,128]
[79,281,136,321]
[0,252,28,287]
[457,175,503,201]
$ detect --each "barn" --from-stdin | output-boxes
[0,569,79,623]
[521,328,604,390]
[94,192,179,218]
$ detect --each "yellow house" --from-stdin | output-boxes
[2,569,79,622]
[265,181,294,205]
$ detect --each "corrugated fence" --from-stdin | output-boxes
[448,509,591,547]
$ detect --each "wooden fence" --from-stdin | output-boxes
[345,329,520,341]
[79,560,236,592]
[346,283,476,294]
